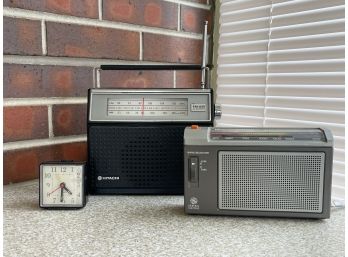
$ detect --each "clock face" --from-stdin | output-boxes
[40,164,85,208]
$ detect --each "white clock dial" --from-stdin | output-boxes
[40,164,84,207]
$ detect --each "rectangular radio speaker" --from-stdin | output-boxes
[184,127,333,218]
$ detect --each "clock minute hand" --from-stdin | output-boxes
[48,185,61,196]
[60,188,64,202]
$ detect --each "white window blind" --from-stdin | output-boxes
[216,0,345,201]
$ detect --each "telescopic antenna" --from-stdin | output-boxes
[201,21,209,89]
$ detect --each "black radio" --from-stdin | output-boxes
[87,87,215,194]
[87,22,219,194]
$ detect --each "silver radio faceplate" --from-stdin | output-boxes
[89,89,212,122]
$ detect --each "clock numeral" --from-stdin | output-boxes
[45,173,51,178]
[53,198,56,203]
[61,167,67,172]
[51,167,57,172]
[47,193,50,197]
[46,183,50,187]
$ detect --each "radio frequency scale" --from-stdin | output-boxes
[88,22,220,194]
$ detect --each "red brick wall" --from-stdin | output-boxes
[3,0,213,184]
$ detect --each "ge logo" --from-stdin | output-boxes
[97,176,102,181]
[190,197,198,205]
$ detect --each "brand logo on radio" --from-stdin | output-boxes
[191,104,206,112]
[188,197,199,210]
[190,197,198,205]
[97,176,120,181]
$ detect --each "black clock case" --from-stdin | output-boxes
[87,64,214,195]
[39,161,87,209]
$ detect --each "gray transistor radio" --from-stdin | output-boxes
[184,127,333,218]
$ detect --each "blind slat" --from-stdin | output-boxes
[332,173,345,188]
[218,59,344,74]
[266,96,344,111]
[272,0,345,16]
[220,32,344,54]
[220,114,264,127]
[270,19,344,39]
[333,136,345,149]
[222,104,265,117]
[268,46,344,62]
[217,95,265,106]
[217,85,266,95]
[221,0,271,12]
[266,84,344,98]
[220,5,271,23]
[265,107,344,123]
[272,5,344,27]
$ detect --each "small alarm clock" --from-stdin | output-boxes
[39,161,87,209]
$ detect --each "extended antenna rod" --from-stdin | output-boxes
[201,21,209,89]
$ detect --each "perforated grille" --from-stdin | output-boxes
[218,152,324,213]
[89,125,185,191]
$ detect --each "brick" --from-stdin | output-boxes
[46,23,140,60]
[4,64,93,98]
[100,70,174,88]
[4,17,42,55]
[4,106,48,143]
[181,6,213,34]
[4,0,98,18]
[103,0,177,30]
[52,104,87,137]
[143,33,202,64]
[3,142,87,184]
[176,70,201,88]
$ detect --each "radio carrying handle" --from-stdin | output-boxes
[93,21,211,88]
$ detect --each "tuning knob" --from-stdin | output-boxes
[214,104,222,119]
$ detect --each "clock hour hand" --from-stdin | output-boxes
[60,188,64,202]
[63,185,72,195]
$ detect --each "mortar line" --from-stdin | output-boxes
[41,20,47,55]
[139,32,143,61]
[177,4,181,31]
[47,104,54,138]
[4,55,180,67]
[4,135,87,151]
[4,97,87,106]
[96,69,101,88]
[164,0,210,9]
[98,0,103,20]
[173,70,177,88]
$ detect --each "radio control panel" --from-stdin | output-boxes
[89,89,212,122]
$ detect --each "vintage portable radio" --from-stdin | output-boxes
[184,127,333,218]
[88,22,219,194]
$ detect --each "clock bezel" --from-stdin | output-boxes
[39,161,87,209]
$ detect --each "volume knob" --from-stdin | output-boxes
[214,104,222,119]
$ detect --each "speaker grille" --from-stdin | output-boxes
[89,125,185,191]
[218,152,324,213]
